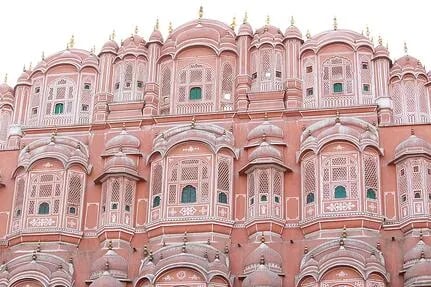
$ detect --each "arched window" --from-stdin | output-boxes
[153,196,161,207]
[306,192,315,204]
[260,194,268,202]
[189,87,202,100]
[218,192,228,204]
[181,185,197,203]
[334,186,347,198]
[38,202,50,214]
[333,83,343,93]
[366,188,376,199]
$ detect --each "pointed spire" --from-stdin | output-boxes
[243,11,248,24]
[29,62,32,70]
[198,5,203,19]
[342,225,347,238]
[108,240,113,250]
[378,35,383,46]
[404,41,408,54]
[154,18,160,31]
[333,16,338,30]
[290,16,295,26]
[41,51,45,60]
[230,16,236,30]
[69,34,75,49]
[260,232,265,243]
[91,45,96,53]
[23,64,26,72]
[135,26,139,35]
[111,29,116,41]
[265,15,270,25]
[306,30,311,39]
[366,25,370,38]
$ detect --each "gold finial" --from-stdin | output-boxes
[41,51,45,60]
[342,225,347,238]
[143,245,148,257]
[191,116,196,128]
[378,35,383,46]
[260,232,265,243]
[23,65,26,72]
[224,243,229,254]
[386,41,389,49]
[66,43,69,50]
[230,16,236,30]
[404,41,408,54]
[91,45,95,53]
[69,34,75,49]
[335,110,340,123]
[29,62,32,70]
[371,36,374,45]
[36,241,41,252]
[105,261,109,270]
[265,15,270,25]
[168,21,173,33]
[333,16,337,30]
[366,25,370,38]
[183,231,188,243]
[111,30,116,40]
[243,11,248,24]
[32,251,37,261]
[198,5,203,19]
[108,240,113,250]
[154,18,160,31]
[135,26,139,35]
[304,245,309,254]
[306,30,311,39]
[215,251,220,260]
[3,73,7,84]
[148,251,153,261]
[290,16,295,26]
[259,254,265,265]
[339,237,345,247]
[411,128,415,135]
[419,229,423,240]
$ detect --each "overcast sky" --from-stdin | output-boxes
[0,0,429,85]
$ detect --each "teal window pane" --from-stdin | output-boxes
[218,192,228,204]
[306,192,315,204]
[333,83,343,93]
[366,188,376,199]
[189,87,202,100]
[38,202,50,214]
[153,196,161,207]
[181,185,197,203]
[334,186,347,198]
[54,103,64,114]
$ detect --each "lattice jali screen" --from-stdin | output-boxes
[159,64,172,115]
[303,158,316,198]
[45,78,75,116]
[303,58,316,108]
[217,159,230,191]
[13,177,25,218]
[151,162,163,196]
[0,111,11,142]
[321,56,354,106]
[102,177,136,226]
[220,62,234,111]
[167,157,211,205]
[27,171,63,216]
[66,173,84,219]
[360,55,372,97]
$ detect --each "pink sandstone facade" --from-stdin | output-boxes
[0,10,431,287]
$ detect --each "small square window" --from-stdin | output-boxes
[429,193,431,200]
[115,83,120,90]
[35,87,40,93]
[400,169,405,176]
[54,103,64,115]
[414,191,421,199]
[111,203,118,210]
[137,81,143,88]
[428,168,431,175]
[333,83,343,93]
[306,66,313,73]
[252,72,257,79]
[363,84,370,92]
[32,107,38,115]
[401,194,407,202]
[274,196,280,203]
[306,88,313,96]
[125,205,130,212]
[84,83,91,90]
[260,195,268,202]
[275,71,282,78]
[125,82,131,88]
[250,198,254,205]
[81,104,89,111]
[68,207,76,214]
[362,62,369,69]
[413,166,419,173]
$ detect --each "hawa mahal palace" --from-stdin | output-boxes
[0,7,430,287]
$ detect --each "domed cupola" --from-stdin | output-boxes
[374,36,390,60]
[90,242,128,281]
[392,132,431,164]
[100,32,119,55]
[148,20,164,44]
[104,127,141,156]
[252,17,284,47]
[0,75,14,98]
[402,234,431,286]
[237,13,253,37]
[16,68,31,86]
[118,28,147,57]
[284,17,303,42]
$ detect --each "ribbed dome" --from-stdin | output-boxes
[90,271,123,287]
[104,151,137,174]
[404,260,431,281]
[238,22,253,36]
[243,264,282,287]
[105,130,140,151]
[149,29,164,44]
[118,34,146,56]
[394,135,431,160]
[100,40,119,54]
[284,25,302,41]
[247,121,283,142]
[404,240,431,263]
[394,55,423,69]
[374,44,390,59]
[249,142,282,162]
[244,243,282,269]
[0,82,13,95]
[16,69,31,84]
[90,249,128,280]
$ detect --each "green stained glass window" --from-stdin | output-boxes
[189,87,202,100]
[333,83,343,93]
[181,185,197,203]
[54,103,64,114]
[334,186,347,198]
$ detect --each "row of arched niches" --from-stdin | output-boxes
[0,13,431,287]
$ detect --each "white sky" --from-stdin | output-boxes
[0,0,429,85]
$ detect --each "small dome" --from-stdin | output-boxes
[404,260,431,281]
[100,40,119,54]
[105,130,140,152]
[255,25,283,37]
[104,151,137,174]
[284,25,302,41]
[243,264,282,287]
[0,82,13,96]
[90,249,128,280]
[238,22,253,36]
[394,55,423,69]
[149,29,164,44]
[244,242,282,270]
[249,142,282,162]
[16,69,31,85]
[366,252,380,265]
[118,34,146,56]
[374,44,390,59]
[394,134,431,160]
[90,271,123,287]
[247,121,283,142]
[404,240,431,263]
